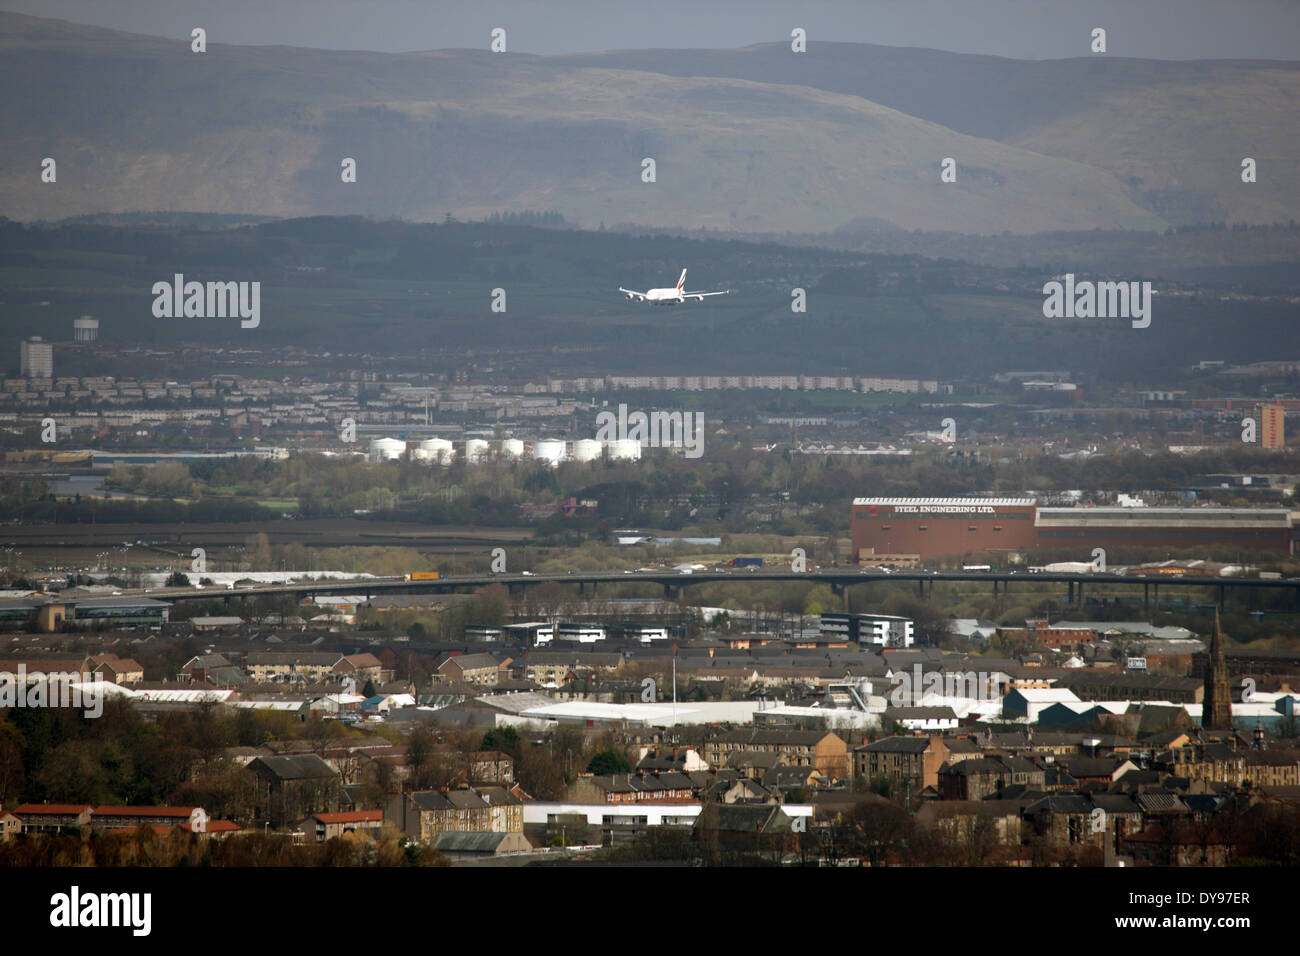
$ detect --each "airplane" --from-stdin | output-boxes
[619,269,729,303]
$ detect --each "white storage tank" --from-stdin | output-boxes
[572,439,603,463]
[533,440,566,467]
[73,315,99,342]
[417,438,455,465]
[464,439,490,463]
[368,438,406,463]
[499,438,525,458]
[608,439,642,461]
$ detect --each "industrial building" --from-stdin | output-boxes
[851,498,1039,561]
[0,596,171,631]
[1034,506,1293,555]
[852,498,1295,561]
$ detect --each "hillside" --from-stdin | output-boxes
[3,217,1296,383]
[9,14,1293,233]
[551,43,1300,227]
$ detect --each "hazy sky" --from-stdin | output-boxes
[3,0,1299,59]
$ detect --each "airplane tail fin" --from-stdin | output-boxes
[677,269,687,291]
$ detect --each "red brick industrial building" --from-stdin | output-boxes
[852,498,1295,562]
[852,498,1039,562]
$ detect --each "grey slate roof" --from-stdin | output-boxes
[431,830,519,853]
[1090,794,1141,814]
[701,804,793,834]
[248,754,338,780]
[409,789,489,811]
[1025,794,1093,815]
[1136,792,1188,813]
[858,736,932,754]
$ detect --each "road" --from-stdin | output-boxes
[130,567,1300,609]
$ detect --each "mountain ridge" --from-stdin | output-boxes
[1,13,1294,234]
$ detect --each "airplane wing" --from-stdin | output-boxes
[681,290,730,301]
[618,288,648,301]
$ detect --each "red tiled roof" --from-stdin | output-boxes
[86,655,144,671]
[312,810,383,824]
[14,803,92,815]
[177,820,242,833]
[91,806,196,818]
[203,820,242,833]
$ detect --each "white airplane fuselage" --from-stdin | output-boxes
[644,287,686,303]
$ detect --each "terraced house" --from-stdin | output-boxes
[385,786,523,842]
[705,729,850,778]
[245,651,343,683]
[916,800,1025,847]
[12,803,92,833]
[1155,743,1246,787]
[90,806,210,832]
[1243,748,1300,788]
[567,772,698,804]
[937,755,1045,800]
[437,652,510,687]
[82,654,145,684]
[853,736,950,791]
[334,653,388,685]
[515,651,622,686]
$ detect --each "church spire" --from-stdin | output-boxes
[1203,610,1233,731]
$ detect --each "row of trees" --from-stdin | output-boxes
[28,442,1300,534]
[0,694,640,816]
